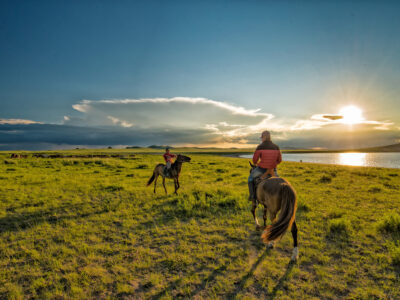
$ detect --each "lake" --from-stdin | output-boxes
[240,152,400,169]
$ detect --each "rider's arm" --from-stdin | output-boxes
[252,150,261,165]
[276,150,282,164]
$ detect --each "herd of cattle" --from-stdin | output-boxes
[8,153,135,159]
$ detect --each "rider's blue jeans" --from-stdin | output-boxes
[248,167,279,200]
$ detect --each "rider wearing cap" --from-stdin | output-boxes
[163,147,176,175]
[248,131,282,201]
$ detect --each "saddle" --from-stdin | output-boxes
[253,169,277,201]
[163,166,171,177]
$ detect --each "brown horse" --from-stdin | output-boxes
[147,154,191,194]
[249,162,299,261]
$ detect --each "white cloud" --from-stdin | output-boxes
[107,116,134,128]
[67,97,274,131]
[0,119,41,125]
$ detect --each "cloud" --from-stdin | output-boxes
[0,119,41,125]
[322,114,343,121]
[107,116,134,128]
[66,97,274,130]
[0,97,398,150]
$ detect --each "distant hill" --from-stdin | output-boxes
[147,145,173,149]
[353,143,400,152]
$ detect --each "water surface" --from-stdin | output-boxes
[240,152,400,169]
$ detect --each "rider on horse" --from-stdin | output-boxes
[163,147,176,176]
[248,130,282,201]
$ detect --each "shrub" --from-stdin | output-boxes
[328,218,352,237]
[328,210,344,219]
[103,185,124,192]
[319,175,332,183]
[377,213,400,234]
[391,246,400,266]
[368,185,382,193]
[136,164,148,169]
[298,202,310,212]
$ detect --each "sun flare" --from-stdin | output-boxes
[339,105,364,125]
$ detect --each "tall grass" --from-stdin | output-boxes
[0,150,399,298]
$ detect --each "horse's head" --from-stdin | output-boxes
[176,154,191,163]
[249,161,256,173]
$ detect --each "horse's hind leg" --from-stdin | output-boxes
[162,177,167,195]
[263,206,267,227]
[266,211,277,249]
[291,220,299,261]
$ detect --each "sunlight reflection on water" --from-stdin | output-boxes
[338,153,366,166]
[240,152,400,168]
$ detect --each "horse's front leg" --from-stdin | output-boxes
[153,174,158,193]
[174,179,178,194]
[162,177,167,195]
[176,178,180,192]
[291,220,299,262]
[251,200,261,230]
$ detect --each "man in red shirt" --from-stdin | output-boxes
[248,130,282,201]
[163,147,176,176]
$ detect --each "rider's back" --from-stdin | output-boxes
[253,141,282,169]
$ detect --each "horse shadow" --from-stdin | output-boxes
[0,203,107,234]
[269,261,296,299]
[225,247,272,298]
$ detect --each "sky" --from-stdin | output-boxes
[1,0,400,150]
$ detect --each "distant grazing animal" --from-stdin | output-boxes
[147,154,191,194]
[249,162,299,262]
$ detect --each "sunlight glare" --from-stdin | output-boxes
[339,153,366,166]
[339,106,364,125]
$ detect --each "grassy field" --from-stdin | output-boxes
[0,150,400,299]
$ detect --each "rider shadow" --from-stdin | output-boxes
[269,261,296,299]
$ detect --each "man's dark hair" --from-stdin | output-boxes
[166,147,170,151]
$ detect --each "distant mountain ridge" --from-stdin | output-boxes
[352,143,400,152]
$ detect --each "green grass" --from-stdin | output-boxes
[0,150,400,298]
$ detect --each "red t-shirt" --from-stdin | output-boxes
[163,153,176,163]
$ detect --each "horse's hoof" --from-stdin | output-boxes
[266,242,274,249]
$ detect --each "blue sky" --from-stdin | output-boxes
[1,0,400,149]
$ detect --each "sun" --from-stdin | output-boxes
[339,105,364,125]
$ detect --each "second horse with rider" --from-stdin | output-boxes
[163,147,176,177]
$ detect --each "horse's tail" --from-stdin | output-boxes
[147,172,156,186]
[262,182,297,243]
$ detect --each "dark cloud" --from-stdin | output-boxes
[0,124,220,150]
[322,114,343,121]
[1,122,399,150]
